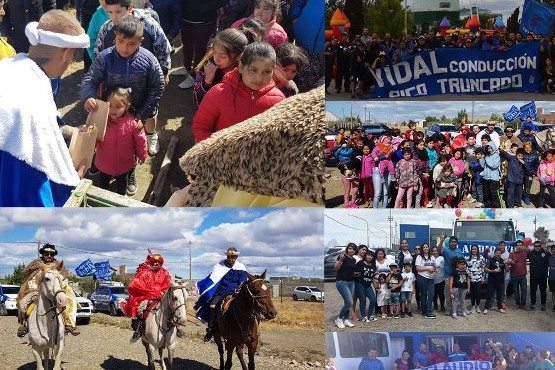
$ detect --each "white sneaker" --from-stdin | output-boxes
[483,308,488,314]
[178,74,195,89]
[335,318,345,329]
[475,306,481,313]
[343,319,355,327]
[361,316,368,323]
[147,132,160,156]
[368,316,377,321]
[170,67,189,76]
[466,194,472,199]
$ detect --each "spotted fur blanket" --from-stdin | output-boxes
[179,87,325,207]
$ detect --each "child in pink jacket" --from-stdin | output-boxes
[371,136,395,183]
[95,87,148,195]
[231,0,288,49]
[359,143,374,207]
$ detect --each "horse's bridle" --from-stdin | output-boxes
[234,278,271,321]
[40,272,67,317]
[167,285,188,326]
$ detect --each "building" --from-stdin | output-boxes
[412,0,461,31]
[538,107,555,124]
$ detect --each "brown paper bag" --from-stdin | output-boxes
[86,99,109,141]
[69,125,98,172]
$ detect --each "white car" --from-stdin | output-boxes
[292,286,324,302]
[0,284,20,315]
[74,291,93,324]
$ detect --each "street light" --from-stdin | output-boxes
[388,211,394,250]
[348,214,369,247]
[404,0,408,36]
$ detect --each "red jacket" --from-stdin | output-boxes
[121,263,171,318]
[95,112,148,176]
[192,68,285,142]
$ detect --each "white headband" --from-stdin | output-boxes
[25,21,90,48]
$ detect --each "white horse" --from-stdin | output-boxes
[141,282,188,370]
[28,267,68,370]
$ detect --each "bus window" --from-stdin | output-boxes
[454,221,516,242]
[336,332,390,358]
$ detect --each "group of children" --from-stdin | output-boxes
[332,121,549,209]
[75,0,312,196]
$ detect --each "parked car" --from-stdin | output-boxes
[359,123,390,137]
[292,286,324,302]
[74,291,93,324]
[324,251,340,282]
[89,285,128,316]
[0,284,20,316]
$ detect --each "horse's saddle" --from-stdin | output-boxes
[220,295,235,315]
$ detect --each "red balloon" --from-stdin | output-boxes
[466,215,473,219]
[523,237,532,246]
[455,208,462,217]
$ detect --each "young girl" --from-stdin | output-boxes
[448,148,465,204]
[273,42,308,97]
[192,42,285,143]
[467,244,485,313]
[231,0,288,49]
[376,273,390,319]
[372,136,394,208]
[193,28,249,106]
[359,144,374,207]
[537,149,555,208]
[412,139,431,207]
[394,148,419,208]
[95,87,148,195]
[436,164,458,208]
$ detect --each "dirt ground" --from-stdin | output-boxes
[57,47,196,206]
[0,312,323,369]
[324,282,555,332]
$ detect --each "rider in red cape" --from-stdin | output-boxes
[122,251,174,343]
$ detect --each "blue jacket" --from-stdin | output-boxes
[523,151,540,176]
[358,358,385,370]
[500,151,524,185]
[81,46,165,119]
[94,10,171,74]
[479,141,500,181]
[469,160,483,184]
[334,146,353,162]
[214,269,248,296]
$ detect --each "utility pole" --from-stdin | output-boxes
[187,240,193,285]
[388,210,393,249]
[37,240,41,258]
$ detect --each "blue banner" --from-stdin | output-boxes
[75,258,96,277]
[520,0,555,37]
[519,101,538,121]
[93,261,112,281]
[503,105,520,122]
[424,361,492,370]
[370,43,540,98]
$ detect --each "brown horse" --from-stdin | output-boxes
[214,271,277,370]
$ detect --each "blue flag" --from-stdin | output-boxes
[520,0,555,36]
[93,261,112,281]
[519,101,538,121]
[503,105,520,122]
[75,258,96,277]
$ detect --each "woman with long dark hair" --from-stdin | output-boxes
[334,243,358,328]
[415,243,437,318]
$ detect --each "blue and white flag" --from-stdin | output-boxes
[194,260,247,322]
[520,0,555,37]
[503,105,520,122]
[93,261,112,281]
[75,258,96,277]
[519,101,538,121]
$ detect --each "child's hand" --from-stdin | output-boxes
[134,115,144,130]
[204,59,218,85]
[137,157,145,165]
[84,98,98,113]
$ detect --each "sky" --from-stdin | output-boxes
[326,101,555,124]
[324,209,550,248]
[0,208,323,280]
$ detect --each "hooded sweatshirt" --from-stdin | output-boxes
[479,141,501,181]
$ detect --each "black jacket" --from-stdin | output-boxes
[529,248,550,278]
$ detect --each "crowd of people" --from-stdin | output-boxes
[329,118,552,209]
[0,0,323,206]
[335,340,555,370]
[324,29,555,98]
[333,237,555,327]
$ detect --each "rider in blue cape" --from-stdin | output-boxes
[195,247,247,342]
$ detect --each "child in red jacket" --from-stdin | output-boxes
[192,41,285,142]
[95,87,148,195]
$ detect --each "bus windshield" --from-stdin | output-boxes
[454,220,516,242]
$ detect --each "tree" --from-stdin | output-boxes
[5,264,26,285]
[490,113,504,122]
[533,227,550,247]
[366,0,405,37]
[506,7,520,34]
[454,109,468,127]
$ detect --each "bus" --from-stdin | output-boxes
[325,332,393,369]
[452,219,518,256]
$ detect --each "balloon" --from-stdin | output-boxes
[523,237,532,246]
[466,215,473,219]
[473,215,480,219]
[479,212,486,219]
[455,208,462,217]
